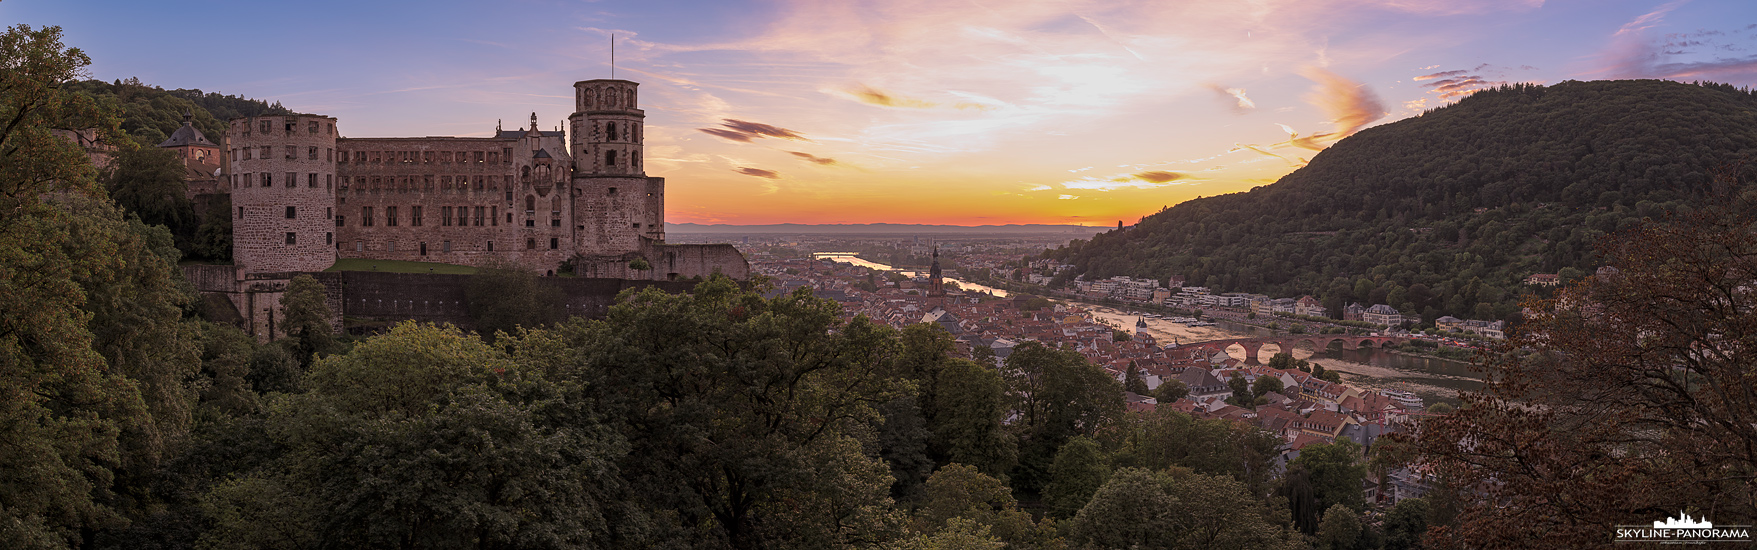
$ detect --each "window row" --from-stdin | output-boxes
[341,238,558,253]
[243,119,335,136]
[233,173,334,190]
[236,146,334,162]
[599,149,641,169]
[351,205,500,227]
[338,149,513,166]
[236,206,335,221]
[342,175,510,193]
[591,121,639,143]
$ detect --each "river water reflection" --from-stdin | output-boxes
[814,253,1009,297]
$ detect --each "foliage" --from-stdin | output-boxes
[63,76,289,148]
[1123,361,1150,395]
[105,146,198,247]
[1413,184,1757,547]
[1153,379,1189,403]
[929,358,1018,480]
[1252,374,1285,398]
[1044,437,1110,519]
[1066,468,1299,550]
[278,275,333,365]
[1291,440,1367,515]
[1317,503,1362,550]
[1382,497,1430,550]
[1004,341,1124,494]
[1049,80,1757,324]
[914,464,1058,549]
[1100,408,1283,498]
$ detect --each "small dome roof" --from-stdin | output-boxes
[158,111,216,148]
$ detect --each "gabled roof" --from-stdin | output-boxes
[532,148,553,159]
[158,116,216,148]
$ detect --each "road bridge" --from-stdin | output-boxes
[1178,335,1408,365]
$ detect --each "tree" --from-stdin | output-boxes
[560,279,908,548]
[1317,503,1361,550]
[1004,341,1123,493]
[1251,374,1284,399]
[1266,352,1295,370]
[199,323,628,549]
[1154,379,1188,403]
[929,359,1018,480]
[1414,188,1757,547]
[279,274,333,364]
[1293,440,1367,517]
[1225,373,1252,406]
[465,264,562,339]
[1382,497,1430,550]
[106,146,196,247]
[1044,437,1109,519]
[1066,468,1298,550]
[1101,408,1283,498]
[914,464,1052,548]
[1123,361,1150,395]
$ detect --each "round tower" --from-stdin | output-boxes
[569,79,665,256]
[228,114,339,274]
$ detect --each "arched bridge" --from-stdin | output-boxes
[1178,335,1408,365]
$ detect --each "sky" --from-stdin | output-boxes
[6,0,1756,226]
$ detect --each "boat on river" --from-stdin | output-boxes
[1383,388,1424,410]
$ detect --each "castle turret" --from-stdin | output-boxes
[228,114,339,274]
[569,79,664,255]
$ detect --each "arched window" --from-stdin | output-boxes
[526,195,536,212]
[605,150,617,167]
[632,151,640,169]
[606,122,617,141]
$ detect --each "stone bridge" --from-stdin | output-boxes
[1179,335,1408,365]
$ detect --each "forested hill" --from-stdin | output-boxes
[1047,79,1757,324]
[65,77,292,147]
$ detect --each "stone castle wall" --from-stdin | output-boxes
[228,115,339,274]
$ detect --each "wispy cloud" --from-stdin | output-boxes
[1209,85,1256,112]
[698,119,810,142]
[788,151,839,165]
[735,167,781,179]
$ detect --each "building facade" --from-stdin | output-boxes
[224,78,747,280]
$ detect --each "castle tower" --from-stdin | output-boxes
[228,114,339,274]
[569,79,664,256]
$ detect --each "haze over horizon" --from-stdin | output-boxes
[7,0,1754,226]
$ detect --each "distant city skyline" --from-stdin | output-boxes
[7,0,1755,225]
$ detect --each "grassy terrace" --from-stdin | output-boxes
[324,258,479,275]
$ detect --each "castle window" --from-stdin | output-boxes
[526,238,536,250]
[549,238,558,250]
[441,176,451,190]
[442,241,451,253]
[605,150,616,167]
[286,172,296,188]
[326,207,332,220]
[423,151,434,164]
[362,207,374,227]
[285,147,295,160]
[327,123,334,134]
[327,148,333,162]
[326,232,332,245]
[238,206,244,219]
[487,241,494,252]
[607,122,617,141]
[441,206,452,226]
[285,232,296,245]
[502,148,512,163]
[525,196,535,213]
[326,175,333,190]
[262,172,271,187]
[244,173,252,186]
[506,213,513,224]
[259,120,271,134]
[308,121,318,134]
[308,173,317,188]
[371,151,381,164]
[632,152,639,169]
[308,146,318,160]
[486,152,498,164]
[475,176,484,191]
[356,241,363,252]
[356,151,367,164]
[386,206,398,227]
[412,206,422,226]
[475,151,485,164]
[243,148,252,160]
[389,241,396,253]
[490,206,498,226]
[551,219,561,227]
[526,219,534,227]
[456,206,467,227]
[420,242,428,256]
[608,187,616,195]
[632,223,640,229]
[474,206,485,226]
[336,216,344,227]
[285,206,297,219]
[260,146,271,158]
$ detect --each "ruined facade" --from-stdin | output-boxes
[222,78,747,280]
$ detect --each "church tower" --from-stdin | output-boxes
[569,79,664,256]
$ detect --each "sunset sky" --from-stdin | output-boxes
[7,0,1756,226]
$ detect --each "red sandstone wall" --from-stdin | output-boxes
[228,115,339,275]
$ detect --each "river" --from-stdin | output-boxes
[815,253,1478,406]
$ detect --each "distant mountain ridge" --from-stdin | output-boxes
[670,222,1109,235]
[1047,79,1757,325]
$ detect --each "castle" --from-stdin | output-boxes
[216,78,747,279]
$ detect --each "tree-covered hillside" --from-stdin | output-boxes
[1048,79,1757,324]
[65,77,291,148]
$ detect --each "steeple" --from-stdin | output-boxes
[929,247,945,298]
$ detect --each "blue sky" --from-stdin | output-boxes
[7,0,1754,224]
